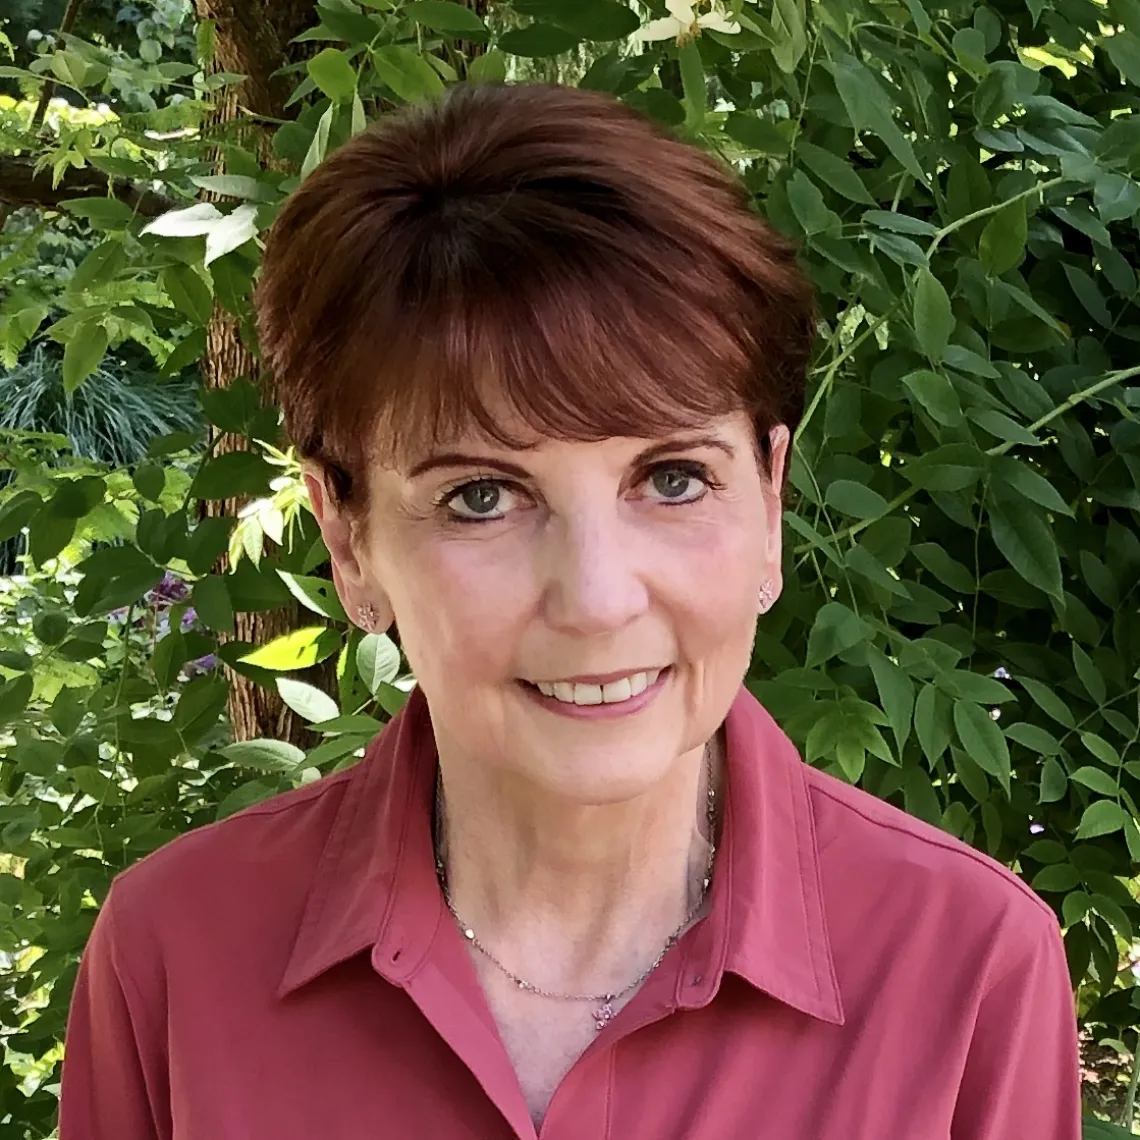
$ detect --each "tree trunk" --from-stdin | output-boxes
[192,0,329,747]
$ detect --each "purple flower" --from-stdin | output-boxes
[184,654,218,676]
[180,607,197,630]
[1029,822,1045,835]
[146,571,190,607]
[993,666,1011,680]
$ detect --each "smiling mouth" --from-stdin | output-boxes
[523,669,666,707]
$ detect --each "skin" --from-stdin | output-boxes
[306,408,788,1121]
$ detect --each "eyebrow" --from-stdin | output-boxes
[404,435,736,480]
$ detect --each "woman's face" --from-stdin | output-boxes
[314,411,787,802]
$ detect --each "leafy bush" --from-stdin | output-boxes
[1,0,1139,1134]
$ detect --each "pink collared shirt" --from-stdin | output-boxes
[61,688,1081,1139]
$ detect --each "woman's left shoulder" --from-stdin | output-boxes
[803,763,1056,937]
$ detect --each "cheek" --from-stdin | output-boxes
[384,536,536,681]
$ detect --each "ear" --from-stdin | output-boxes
[303,464,394,632]
[760,425,790,610]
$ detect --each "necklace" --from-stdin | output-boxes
[433,744,718,1032]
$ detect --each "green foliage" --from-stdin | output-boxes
[1,0,1139,1133]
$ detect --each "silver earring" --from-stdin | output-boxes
[758,579,776,614]
[356,602,378,630]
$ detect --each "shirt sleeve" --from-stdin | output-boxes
[951,908,1082,1139]
[59,883,170,1140]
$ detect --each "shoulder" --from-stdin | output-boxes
[804,764,1056,940]
[109,763,357,929]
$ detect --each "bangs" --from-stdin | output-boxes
[327,194,772,484]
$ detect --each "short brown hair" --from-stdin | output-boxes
[255,82,814,509]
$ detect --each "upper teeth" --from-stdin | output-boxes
[535,670,661,706]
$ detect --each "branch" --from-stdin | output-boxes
[0,155,175,216]
[31,0,87,131]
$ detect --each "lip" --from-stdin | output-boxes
[518,667,671,720]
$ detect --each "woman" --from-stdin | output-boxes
[61,83,1080,1139]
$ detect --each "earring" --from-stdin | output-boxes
[758,579,776,614]
[356,602,378,631]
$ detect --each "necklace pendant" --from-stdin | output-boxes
[593,998,616,1032]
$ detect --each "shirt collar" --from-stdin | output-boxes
[278,686,844,1027]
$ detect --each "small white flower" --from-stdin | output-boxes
[636,0,741,44]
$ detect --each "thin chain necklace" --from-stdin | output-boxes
[433,745,718,1032]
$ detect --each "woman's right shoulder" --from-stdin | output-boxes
[108,763,360,932]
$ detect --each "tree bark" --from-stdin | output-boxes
[191,0,330,747]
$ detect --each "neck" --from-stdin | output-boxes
[433,737,720,995]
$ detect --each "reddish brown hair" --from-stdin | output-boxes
[255,82,814,510]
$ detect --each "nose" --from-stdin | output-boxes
[540,507,650,636]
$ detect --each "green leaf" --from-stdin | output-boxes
[1031,863,1082,892]
[1023,838,1069,864]
[467,49,506,82]
[968,408,1041,447]
[191,451,274,500]
[978,199,1027,275]
[988,457,1071,516]
[1005,721,1062,754]
[161,265,213,326]
[357,633,402,694]
[277,678,340,724]
[1073,643,1107,705]
[987,499,1062,599]
[60,197,136,231]
[936,670,1014,704]
[240,627,342,670]
[902,369,963,426]
[71,238,126,293]
[372,43,446,101]
[1105,31,1140,86]
[771,0,807,73]
[723,112,788,155]
[867,648,914,752]
[953,700,1011,792]
[1062,264,1113,328]
[1081,732,1120,767]
[548,0,640,39]
[277,571,348,622]
[1071,767,1120,796]
[190,575,234,635]
[498,23,581,57]
[824,479,889,519]
[913,268,954,363]
[915,684,951,763]
[826,56,925,183]
[0,676,34,726]
[406,0,490,33]
[1094,173,1140,223]
[1039,756,1068,802]
[219,739,306,773]
[307,47,357,102]
[302,105,334,178]
[787,171,838,236]
[805,602,867,666]
[1019,676,1075,728]
[62,322,109,394]
[795,141,874,204]
[1075,799,1130,839]
[678,40,705,127]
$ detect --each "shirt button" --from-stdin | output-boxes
[690,974,703,985]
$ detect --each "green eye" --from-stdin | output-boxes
[446,480,510,519]
[647,464,708,503]
[652,469,696,499]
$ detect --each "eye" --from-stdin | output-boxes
[644,462,712,505]
[444,479,517,521]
